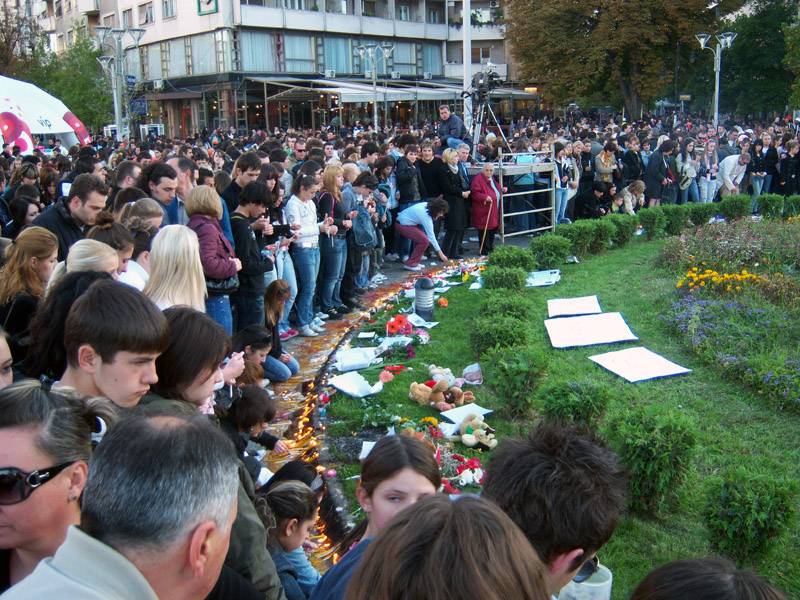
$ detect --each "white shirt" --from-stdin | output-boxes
[284,195,322,245]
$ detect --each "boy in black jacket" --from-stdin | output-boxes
[230,182,274,332]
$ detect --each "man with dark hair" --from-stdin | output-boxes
[290,138,308,178]
[221,152,262,213]
[166,155,198,226]
[57,156,107,199]
[198,167,215,187]
[2,412,240,600]
[357,142,379,173]
[269,148,292,192]
[57,279,170,408]
[136,162,178,225]
[436,105,472,151]
[32,173,109,260]
[107,160,142,210]
[482,423,628,597]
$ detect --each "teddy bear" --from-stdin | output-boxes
[427,364,457,387]
[448,413,497,451]
[409,379,453,411]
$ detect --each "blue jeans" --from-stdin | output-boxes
[231,294,264,333]
[698,177,718,204]
[205,295,233,335]
[680,180,700,204]
[513,183,535,232]
[261,353,300,383]
[446,137,464,150]
[275,250,296,331]
[764,174,773,195]
[356,253,370,288]
[290,246,320,327]
[751,175,764,213]
[319,236,346,311]
[553,188,569,225]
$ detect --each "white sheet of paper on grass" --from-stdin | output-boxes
[526,269,561,287]
[328,371,384,397]
[439,403,493,424]
[407,313,439,328]
[438,422,460,437]
[334,348,378,372]
[548,295,603,318]
[357,331,376,340]
[589,347,692,382]
[469,277,483,290]
[544,312,638,348]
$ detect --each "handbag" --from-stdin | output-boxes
[206,274,239,295]
[678,165,692,191]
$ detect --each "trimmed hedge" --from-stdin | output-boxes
[529,234,572,269]
[481,266,527,290]
[606,213,639,247]
[484,345,549,416]
[689,202,716,226]
[588,219,616,253]
[719,194,750,221]
[486,244,536,272]
[538,380,612,425]
[661,204,691,236]
[784,195,800,218]
[470,315,527,357]
[637,207,666,240]
[479,292,533,321]
[756,194,784,219]
[555,221,596,256]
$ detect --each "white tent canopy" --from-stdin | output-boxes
[0,75,91,153]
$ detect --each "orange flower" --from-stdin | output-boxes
[394,314,407,328]
[386,319,399,334]
[438,298,449,307]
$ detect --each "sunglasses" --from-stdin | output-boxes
[295,149,307,153]
[0,462,75,505]
[573,555,599,583]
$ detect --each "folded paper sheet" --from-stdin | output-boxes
[328,371,384,397]
[526,269,562,287]
[547,295,603,318]
[439,403,493,424]
[544,312,638,348]
[589,347,692,382]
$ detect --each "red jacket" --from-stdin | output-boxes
[188,214,238,280]
[470,172,500,231]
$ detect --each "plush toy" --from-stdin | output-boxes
[443,386,475,407]
[428,364,457,387]
[409,379,453,411]
[449,413,497,451]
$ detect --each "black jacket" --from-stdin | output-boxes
[221,180,244,214]
[622,150,645,182]
[438,164,469,231]
[418,157,444,198]
[779,154,799,196]
[230,212,272,297]
[395,156,427,204]
[30,198,84,261]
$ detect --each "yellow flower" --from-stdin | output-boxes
[677,281,683,288]
[736,286,741,291]
[727,285,732,291]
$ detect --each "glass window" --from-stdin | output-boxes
[427,9,438,23]
[162,0,175,18]
[146,44,162,79]
[192,33,217,74]
[123,8,132,27]
[324,37,351,74]
[241,31,276,71]
[284,0,306,9]
[398,4,409,20]
[471,46,490,64]
[284,34,314,72]
[423,44,441,76]
[393,41,415,75]
[168,38,186,77]
[139,2,154,25]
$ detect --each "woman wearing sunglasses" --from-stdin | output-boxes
[0,380,117,591]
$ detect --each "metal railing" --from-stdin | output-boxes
[495,149,556,243]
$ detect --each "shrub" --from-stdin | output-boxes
[661,204,691,236]
[479,292,532,320]
[609,404,696,512]
[481,266,527,290]
[637,207,666,240]
[538,380,612,425]
[529,234,571,269]
[703,468,798,561]
[719,194,750,221]
[784,195,800,218]
[555,221,595,256]
[486,244,536,272]
[470,315,527,357]
[689,202,716,227]
[757,194,784,219]
[588,219,616,253]
[484,345,549,416]
[605,213,639,247]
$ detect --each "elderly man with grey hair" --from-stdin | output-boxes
[0,413,240,600]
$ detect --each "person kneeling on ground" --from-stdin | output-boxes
[394,198,449,271]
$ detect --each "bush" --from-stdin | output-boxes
[703,468,798,561]
[605,213,639,247]
[661,204,691,236]
[588,219,616,253]
[637,207,666,240]
[719,194,750,221]
[609,404,696,512]
[479,292,532,320]
[529,234,571,269]
[689,202,716,227]
[555,221,596,256]
[470,315,527,357]
[757,194,784,219]
[784,195,800,218]
[486,244,536,272]
[484,345,549,416]
[538,380,612,425]
[481,266,527,290]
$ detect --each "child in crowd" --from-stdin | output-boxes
[309,435,440,600]
[257,481,320,600]
[264,280,301,381]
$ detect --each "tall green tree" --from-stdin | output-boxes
[785,18,800,108]
[0,0,43,79]
[504,0,746,117]
[26,27,113,132]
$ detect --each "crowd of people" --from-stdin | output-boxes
[0,107,794,599]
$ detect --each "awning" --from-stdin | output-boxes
[144,91,203,101]
[247,76,460,103]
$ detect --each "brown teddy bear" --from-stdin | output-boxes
[448,413,497,451]
[409,379,453,411]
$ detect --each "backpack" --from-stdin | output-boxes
[348,202,377,252]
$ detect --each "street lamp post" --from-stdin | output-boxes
[695,31,736,133]
[355,44,394,132]
[95,25,146,142]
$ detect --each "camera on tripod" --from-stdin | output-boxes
[471,70,502,97]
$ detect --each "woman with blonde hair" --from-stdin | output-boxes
[621,180,646,215]
[119,197,164,230]
[186,185,241,334]
[0,227,58,360]
[317,164,350,319]
[142,225,206,312]
[46,240,119,294]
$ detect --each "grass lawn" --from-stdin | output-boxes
[324,235,800,599]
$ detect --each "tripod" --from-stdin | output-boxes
[470,90,511,162]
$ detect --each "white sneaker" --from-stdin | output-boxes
[298,325,318,337]
[312,317,325,327]
[385,253,400,262]
[315,311,330,320]
[311,321,327,332]
[401,255,409,262]
[403,264,422,272]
